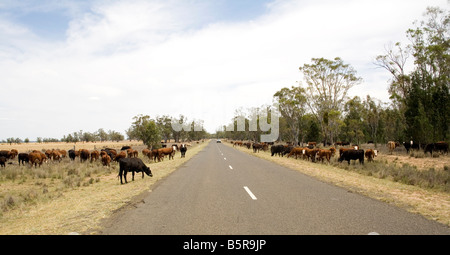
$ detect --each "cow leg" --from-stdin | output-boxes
[132,171,135,181]
[119,170,124,184]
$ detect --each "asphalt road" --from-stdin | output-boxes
[100,140,450,235]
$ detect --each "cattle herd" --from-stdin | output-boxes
[0,143,190,184]
[231,140,449,165]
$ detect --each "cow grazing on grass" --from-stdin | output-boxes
[79,149,90,162]
[271,145,285,157]
[28,151,47,168]
[0,156,6,167]
[436,141,449,154]
[180,144,187,158]
[50,150,61,162]
[157,146,177,160]
[118,158,153,184]
[252,143,264,153]
[287,147,304,159]
[0,150,12,159]
[101,148,117,161]
[9,149,18,159]
[307,142,316,148]
[18,153,29,165]
[317,149,332,163]
[387,141,399,154]
[365,149,377,162]
[303,148,319,162]
[424,142,449,156]
[403,141,420,153]
[114,151,127,162]
[151,149,160,161]
[90,150,100,163]
[101,155,111,167]
[339,149,364,165]
[68,150,76,161]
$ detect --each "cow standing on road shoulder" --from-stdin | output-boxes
[118,158,153,184]
[180,144,187,158]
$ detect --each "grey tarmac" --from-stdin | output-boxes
[99,140,450,235]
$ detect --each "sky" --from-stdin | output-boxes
[0,0,448,140]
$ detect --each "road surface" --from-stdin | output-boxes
[100,140,450,235]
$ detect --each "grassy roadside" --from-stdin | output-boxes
[0,141,209,235]
[225,142,450,227]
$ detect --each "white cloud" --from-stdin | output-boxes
[0,0,448,139]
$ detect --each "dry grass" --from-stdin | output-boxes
[225,142,450,227]
[0,140,209,235]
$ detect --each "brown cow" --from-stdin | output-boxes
[51,150,62,162]
[233,141,243,147]
[142,149,151,157]
[90,150,100,163]
[329,147,336,157]
[142,149,154,161]
[317,149,332,163]
[387,141,399,154]
[287,147,305,159]
[9,149,18,159]
[101,154,111,167]
[157,146,176,160]
[127,148,134,158]
[303,148,319,162]
[44,149,53,160]
[29,151,47,168]
[79,149,90,162]
[365,149,377,162]
[114,151,127,162]
[151,149,159,161]
[307,142,317,148]
[59,149,67,158]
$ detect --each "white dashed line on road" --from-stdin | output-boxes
[229,165,233,170]
[244,186,257,200]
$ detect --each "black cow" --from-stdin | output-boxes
[424,142,449,156]
[18,153,29,165]
[338,149,364,165]
[434,141,449,155]
[0,150,11,159]
[68,150,76,161]
[283,146,294,156]
[271,145,285,156]
[403,141,420,153]
[121,146,131,151]
[0,156,6,167]
[118,158,153,184]
[180,144,187,158]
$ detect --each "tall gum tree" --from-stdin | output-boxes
[299,57,362,145]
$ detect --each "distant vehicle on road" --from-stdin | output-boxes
[216,139,221,143]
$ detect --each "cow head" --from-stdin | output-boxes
[144,165,153,177]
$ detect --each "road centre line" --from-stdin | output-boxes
[229,165,233,170]
[243,186,257,200]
